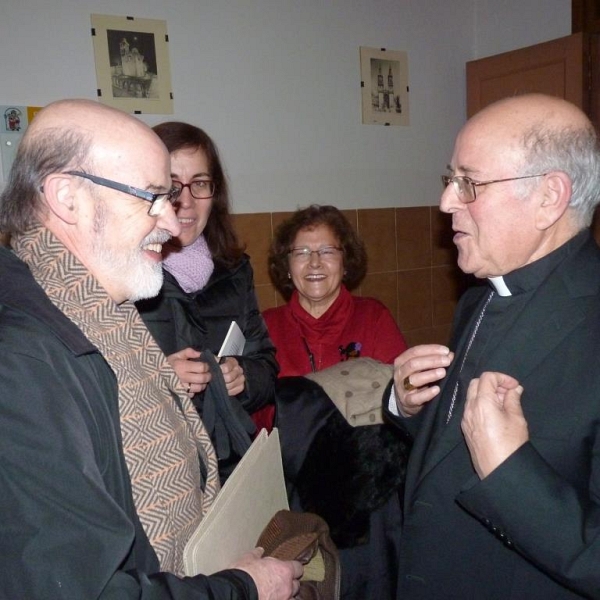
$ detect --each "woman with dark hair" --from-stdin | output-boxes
[137,122,278,480]
[263,204,407,377]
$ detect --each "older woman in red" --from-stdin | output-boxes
[264,205,410,600]
[263,204,407,377]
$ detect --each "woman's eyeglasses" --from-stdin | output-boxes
[288,246,342,261]
[171,179,215,200]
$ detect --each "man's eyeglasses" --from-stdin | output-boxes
[66,171,181,216]
[441,173,547,204]
[172,179,215,200]
[288,246,343,262]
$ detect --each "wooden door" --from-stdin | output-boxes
[466,32,593,119]
[466,31,600,244]
[573,0,600,33]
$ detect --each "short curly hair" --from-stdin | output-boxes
[269,205,368,300]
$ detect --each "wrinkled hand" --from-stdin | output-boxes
[392,344,454,417]
[461,371,528,479]
[167,347,211,396]
[232,547,303,600]
[220,356,246,396]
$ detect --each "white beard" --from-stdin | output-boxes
[125,257,165,302]
[91,199,169,302]
[93,235,166,302]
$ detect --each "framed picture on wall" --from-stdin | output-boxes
[360,46,409,126]
[90,14,174,114]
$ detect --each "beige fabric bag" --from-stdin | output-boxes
[305,358,393,426]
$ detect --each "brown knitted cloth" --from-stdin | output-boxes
[257,510,341,600]
[12,226,220,576]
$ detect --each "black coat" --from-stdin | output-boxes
[137,255,278,415]
[276,376,411,600]
[0,246,257,599]
[386,232,600,599]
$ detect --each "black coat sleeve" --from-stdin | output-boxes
[0,318,257,600]
[457,442,600,598]
[230,263,279,413]
[381,378,422,440]
[138,260,278,415]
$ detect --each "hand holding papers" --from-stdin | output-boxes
[183,429,289,576]
[218,321,245,359]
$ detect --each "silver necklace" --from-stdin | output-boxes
[446,290,495,424]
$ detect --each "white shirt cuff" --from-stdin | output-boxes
[388,386,400,416]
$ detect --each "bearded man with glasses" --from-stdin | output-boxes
[385,93,600,599]
[0,99,301,600]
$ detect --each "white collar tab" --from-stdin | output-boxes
[488,276,512,297]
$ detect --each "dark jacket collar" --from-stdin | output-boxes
[489,229,591,297]
[0,246,97,356]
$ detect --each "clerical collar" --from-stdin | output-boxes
[488,276,511,296]
[486,230,590,297]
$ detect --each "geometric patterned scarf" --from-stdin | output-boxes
[11,226,220,576]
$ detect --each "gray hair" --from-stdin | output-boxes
[519,123,600,228]
[0,127,91,234]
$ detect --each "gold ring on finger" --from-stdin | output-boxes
[403,376,416,392]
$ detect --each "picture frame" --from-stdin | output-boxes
[360,46,409,126]
[91,14,174,114]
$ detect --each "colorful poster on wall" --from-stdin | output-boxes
[0,104,43,182]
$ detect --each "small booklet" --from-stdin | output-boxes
[218,321,246,358]
[183,428,289,576]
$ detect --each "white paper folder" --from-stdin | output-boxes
[183,428,289,576]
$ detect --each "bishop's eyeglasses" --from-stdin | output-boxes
[441,173,547,204]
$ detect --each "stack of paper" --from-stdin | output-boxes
[183,428,289,576]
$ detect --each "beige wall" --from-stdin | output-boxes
[0,1,570,211]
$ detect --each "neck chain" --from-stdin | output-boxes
[446,290,494,424]
[303,338,317,373]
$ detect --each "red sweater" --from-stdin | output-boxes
[263,286,408,377]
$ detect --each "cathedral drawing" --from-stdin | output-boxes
[373,62,402,114]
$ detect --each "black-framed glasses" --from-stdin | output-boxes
[66,171,181,216]
[172,179,215,200]
[441,173,547,204]
[288,246,343,261]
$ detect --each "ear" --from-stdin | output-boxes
[535,171,571,231]
[41,173,79,225]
